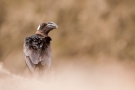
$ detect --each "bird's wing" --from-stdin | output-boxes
[23,43,40,65]
[41,43,52,68]
[25,56,36,73]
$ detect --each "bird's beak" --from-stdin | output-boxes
[47,22,58,29]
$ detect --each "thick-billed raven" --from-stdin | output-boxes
[23,22,58,73]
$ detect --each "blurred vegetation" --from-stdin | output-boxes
[0,0,135,73]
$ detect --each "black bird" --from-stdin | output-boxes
[23,22,58,73]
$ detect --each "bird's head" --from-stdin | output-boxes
[36,22,58,36]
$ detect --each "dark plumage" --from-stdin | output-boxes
[23,22,58,73]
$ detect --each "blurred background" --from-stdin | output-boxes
[0,0,135,89]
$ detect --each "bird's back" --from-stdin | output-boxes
[24,34,52,73]
[25,34,51,52]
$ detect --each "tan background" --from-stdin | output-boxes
[0,0,135,89]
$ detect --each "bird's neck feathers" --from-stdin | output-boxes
[36,30,48,37]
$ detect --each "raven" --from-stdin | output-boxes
[23,22,58,73]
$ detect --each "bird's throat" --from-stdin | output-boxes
[36,30,47,37]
